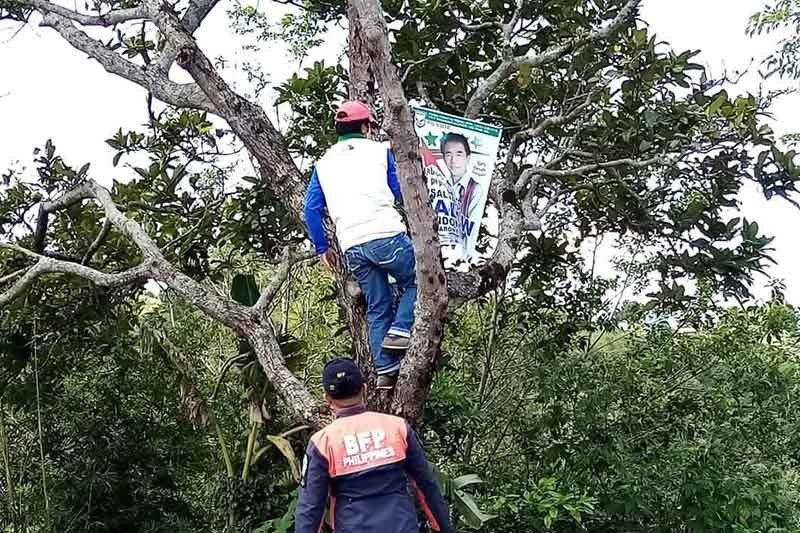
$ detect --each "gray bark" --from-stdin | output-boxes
[351,0,450,426]
[0,181,327,428]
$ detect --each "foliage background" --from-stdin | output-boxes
[2,0,800,531]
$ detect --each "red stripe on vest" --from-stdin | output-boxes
[410,478,441,531]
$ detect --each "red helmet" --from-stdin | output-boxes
[335,101,375,124]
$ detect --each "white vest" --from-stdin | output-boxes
[315,138,406,252]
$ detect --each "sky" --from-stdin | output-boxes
[640,1,800,303]
[1,0,798,301]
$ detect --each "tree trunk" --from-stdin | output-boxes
[347,2,376,106]
[350,0,450,426]
[243,322,329,427]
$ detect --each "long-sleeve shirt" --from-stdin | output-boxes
[295,404,453,533]
[304,135,404,254]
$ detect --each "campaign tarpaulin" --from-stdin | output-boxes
[412,107,502,267]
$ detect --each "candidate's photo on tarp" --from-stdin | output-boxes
[412,107,502,268]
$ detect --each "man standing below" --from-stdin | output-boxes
[295,358,453,533]
[304,101,416,389]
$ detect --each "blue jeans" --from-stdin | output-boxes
[345,233,417,375]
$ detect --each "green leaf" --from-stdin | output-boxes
[643,110,658,128]
[707,92,728,116]
[266,435,301,482]
[453,490,496,529]
[453,474,484,490]
[231,273,260,306]
[517,64,533,89]
[633,28,647,46]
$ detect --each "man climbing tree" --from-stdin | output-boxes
[304,101,417,389]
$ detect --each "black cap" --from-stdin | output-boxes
[322,358,364,399]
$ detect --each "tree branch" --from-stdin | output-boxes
[514,167,539,196]
[85,181,165,258]
[520,192,540,231]
[459,20,501,32]
[181,0,220,34]
[273,0,307,9]
[465,58,516,119]
[22,0,219,78]
[465,0,640,118]
[1,242,45,260]
[522,182,562,231]
[122,201,185,215]
[527,155,665,178]
[32,182,94,252]
[0,267,30,286]
[253,248,315,313]
[157,0,221,73]
[38,11,214,112]
[23,0,147,26]
[147,3,307,220]
[506,96,598,194]
[518,93,595,141]
[81,218,112,265]
[0,261,47,305]
[2,179,325,426]
[28,0,308,247]
[0,247,155,306]
[400,56,435,83]
[563,149,597,160]
[460,0,523,39]
[416,81,438,110]
[351,0,449,425]
[0,241,323,425]
[512,155,667,230]
[502,0,524,43]
[15,0,338,427]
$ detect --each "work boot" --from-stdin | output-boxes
[376,372,398,390]
[382,333,410,351]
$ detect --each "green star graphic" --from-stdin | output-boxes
[424,131,439,147]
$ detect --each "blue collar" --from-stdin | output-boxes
[335,403,368,418]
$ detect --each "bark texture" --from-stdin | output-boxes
[350,0,450,425]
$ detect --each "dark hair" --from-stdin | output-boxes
[440,133,471,155]
[335,119,370,136]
